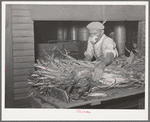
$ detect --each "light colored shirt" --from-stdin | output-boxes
[84,34,118,59]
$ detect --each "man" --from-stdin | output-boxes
[84,22,118,81]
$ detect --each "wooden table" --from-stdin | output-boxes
[30,86,145,109]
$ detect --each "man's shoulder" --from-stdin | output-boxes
[103,35,114,43]
[104,35,113,40]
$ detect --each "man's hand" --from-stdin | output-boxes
[92,62,106,82]
[92,67,104,82]
[84,55,91,61]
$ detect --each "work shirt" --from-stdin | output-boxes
[84,34,118,60]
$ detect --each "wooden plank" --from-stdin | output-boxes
[12,24,33,30]
[14,97,30,105]
[12,5,31,10]
[13,43,34,50]
[14,75,29,82]
[5,5,14,108]
[67,87,145,108]
[13,37,34,43]
[13,50,34,56]
[12,10,31,16]
[14,68,34,76]
[14,87,30,95]
[12,17,33,24]
[12,30,34,37]
[14,93,30,100]
[13,56,34,62]
[13,62,34,69]
[14,81,29,88]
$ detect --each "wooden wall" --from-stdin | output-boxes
[6,5,35,108]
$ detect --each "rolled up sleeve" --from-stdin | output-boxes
[102,38,118,58]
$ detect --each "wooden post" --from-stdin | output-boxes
[5,5,14,108]
[137,21,145,53]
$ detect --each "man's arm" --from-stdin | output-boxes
[92,52,114,81]
[97,52,114,69]
[84,38,94,61]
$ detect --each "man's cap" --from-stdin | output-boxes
[86,22,105,30]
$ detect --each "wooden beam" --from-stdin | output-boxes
[31,5,104,21]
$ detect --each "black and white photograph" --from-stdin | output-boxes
[1,1,149,121]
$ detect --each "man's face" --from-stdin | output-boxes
[89,29,103,44]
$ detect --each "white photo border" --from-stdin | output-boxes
[1,1,149,121]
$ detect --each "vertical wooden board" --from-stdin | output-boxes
[13,62,34,69]
[13,37,34,43]
[12,24,33,30]
[137,21,145,52]
[12,17,33,24]
[14,75,29,82]
[13,50,34,56]
[12,10,31,17]
[14,68,34,76]
[12,5,31,10]
[14,81,29,88]
[13,56,35,62]
[12,30,34,37]
[13,43,34,50]
[5,5,14,108]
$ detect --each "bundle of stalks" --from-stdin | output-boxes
[28,47,145,100]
